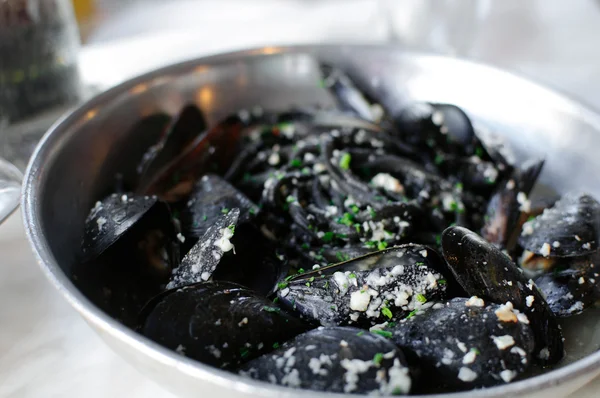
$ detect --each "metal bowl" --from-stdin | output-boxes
[22,45,600,397]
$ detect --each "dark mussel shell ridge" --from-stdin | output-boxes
[141,281,310,369]
[386,298,534,391]
[441,226,564,364]
[240,326,412,395]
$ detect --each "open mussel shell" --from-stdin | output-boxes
[519,193,600,258]
[481,158,545,251]
[441,226,564,364]
[140,281,309,369]
[212,222,288,296]
[82,193,159,260]
[240,326,412,395]
[534,250,600,317]
[385,297,534,391]
[181,174,258,239]
[277,245,453,328]
[137,104,208,193]
[117,112,172,190]
[82,193,179,279]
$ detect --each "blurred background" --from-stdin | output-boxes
[1,1,600,397]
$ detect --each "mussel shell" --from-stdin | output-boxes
[82,194,178,280]
[137,105,207,194]
[240,326,412,395]
[292,244,457,284]
[481,159,544,250]
[212,223,288,296]
[441,226,564,364]
[519,193,600,257]
[117,112,172,190]
[167,209,240,290]
[181,174,257,239]
[534,251,600,317]
[277,258,447,328]
[140,281,309,369]
[386,298,534,391]
[320,63,377,122]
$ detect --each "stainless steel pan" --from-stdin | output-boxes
[22,45,600,398]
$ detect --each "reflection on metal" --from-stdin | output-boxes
[129,83,149,95]
[260,46,281,55]
[196,86,213,110]
[193,65,210,74]
[85,109,97,120]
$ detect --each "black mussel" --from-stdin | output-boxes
[385,297,534,391]
[212,223,288,296]
[117,112,172,190]
[519,193,600,258]
[481,159,544,250]
[140,281,309,369]
[441,226,564,364]
[320,63,383,124]
[168,209,239,289]
[534,251,600,317]
[141,114,247,199]
[277,245,451,327]
[137,105,207,193]
[82,193,179,278]
[181,174,258,239]
[394,103,475,156]
[240,326,412,395]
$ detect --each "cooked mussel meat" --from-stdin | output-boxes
[240,326,412,395]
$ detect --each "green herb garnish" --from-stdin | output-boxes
[416,294,427,303]
[290,158,302,168]
[356,331,365,337]
[203,215,208,221]
[339,153,352,170]
[221,208,230,214]
[373,353,384,366]
[277,282,289,290]
[348,273,357,279]
[322,231,335,242]
[372,330,393,338]
[228,225,235,234]
[350,204,360,214]
[272,342,280,349]
[338,212,355,227]
[377,241,388,251]
[406,309,418,319]
[381,307,393,319]
[286,195,296,204]
[262,306,281,313]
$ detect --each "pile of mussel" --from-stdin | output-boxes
[75,62,600,395]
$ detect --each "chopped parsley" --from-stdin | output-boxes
[416,293,427,303]
[381,307,393,319]
[297,268,305,274]
[475,147,484,158]
[240,348,250,358]
[471,348,481,355]
[249,207,257,215]
[301,243,310,250]
[322,231,335,242]
[203,215,208,221]
[221,208,230,214]
[286,195,296,204]
[373,352,384,366]
[356,331,365,337]
[272,342,280,349]
[290,158,302,168]
[350,204,360,214]
[305,282,311,287]
[348,273,357,279]
[434,154,444,165]
[377,241,388,251]
[338,212,355,227]
[455,182,463,191]
[339,153,352,170]
[308,277,315,282]
[372,330,393,338]
[369,208,377,218]
[262,306,281,313]
[438,279,447,285]
[227,224,235,234]
[277,281,289,289]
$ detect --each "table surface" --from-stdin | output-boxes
[2,1,600,397]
